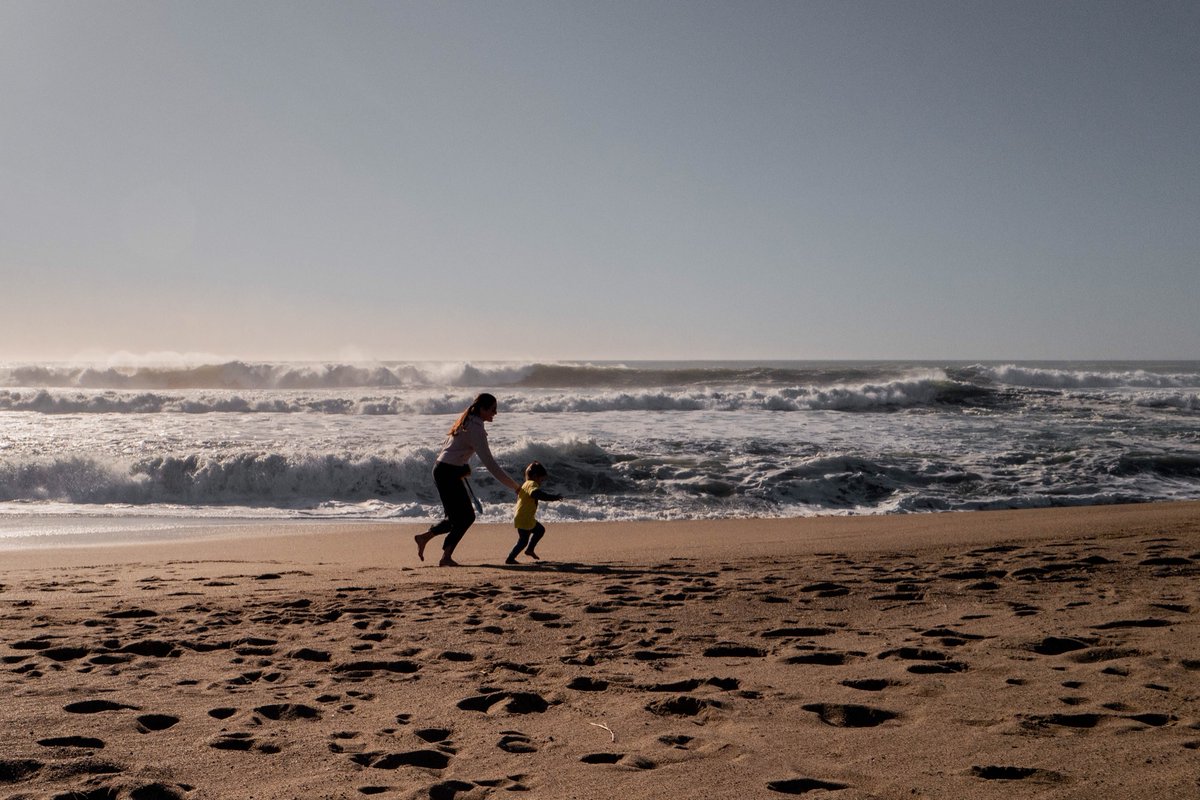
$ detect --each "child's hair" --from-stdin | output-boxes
[525,461,548,480]
[447,393,498,437]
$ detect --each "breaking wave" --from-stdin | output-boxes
[3,359,1198,524]
[0,359,967,391]
[976,363,1200,390]
[0,376,998,415]
[0,430,1175,520]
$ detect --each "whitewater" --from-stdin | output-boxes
[1,360,1198,534]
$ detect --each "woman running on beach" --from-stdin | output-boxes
[414,393,521,566]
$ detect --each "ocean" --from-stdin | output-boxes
[2,360,1198,538]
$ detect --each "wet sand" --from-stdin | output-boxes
[2,502,1198,799]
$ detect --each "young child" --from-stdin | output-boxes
[508,461,562,564]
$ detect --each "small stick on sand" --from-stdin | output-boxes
[587,721,616,742]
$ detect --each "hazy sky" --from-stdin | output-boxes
[2,1,1197,362]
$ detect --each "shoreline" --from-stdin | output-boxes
[1,499,1198,570]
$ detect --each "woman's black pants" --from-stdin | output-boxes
[430,461,475,554]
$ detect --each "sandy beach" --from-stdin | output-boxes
[2,502,1198,799]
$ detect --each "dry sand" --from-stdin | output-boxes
[1,502,1198,799]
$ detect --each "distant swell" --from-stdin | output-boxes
[0,361,538,390]
[0,378,995,415]
[978,364,1200,390]
[7,360,1199,394]
[0,360,949,392]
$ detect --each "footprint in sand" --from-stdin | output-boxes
[1125,713,1175,727]
[64,700,139,714]
[767,777,849,794]
[425,780,475,799]
[1009,602,1040,617]
[1091,618,1174,630]
[224,669,282,687]
[497,731,537,753]
[640,678,736,692]
[232,637,278,656]
[10,639,56,651]
[136,714,180,733]
[1029,636,1095,656]
[645,696,721,717]
[1152,602,1192,614]
[119,640,179,658]
[580,752,656,769]
[1067,647,1143,664]
[783,650,860,666]
[103,607,159,620]
[841,678,900,692]
[970,765,1064,783]
[800,582,850,598]
[457,691,550,714]
[328,731,365,754]
[802,703,898,728]
[41,646,90,662]
[414,727,453,744]
[37,736,106,749]
[1020,712,1107,731]
[632,649,683,662]
[919,627,987,647]
[761,626,835,639]
[0,758,44,783]
[254,704,321,722]
[703,643,767,658]
[208,732,278,753]
[908,661,968,675]
[352,750,452,770]
[333,660,421,678]
[128,782,193,799]
[659,734,693,749]
[877,647,968,674]
[59,784,153,800]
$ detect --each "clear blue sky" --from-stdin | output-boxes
[2,1,1197,362]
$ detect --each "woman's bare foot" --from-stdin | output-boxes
[524,550,540,560]
[439,556,460,567]
[414,532,433,561]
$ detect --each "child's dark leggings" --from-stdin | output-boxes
[508,522,545,561]
[429,461,476,555]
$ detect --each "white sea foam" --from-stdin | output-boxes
[1,360,1198,526]
[1132,392,1200,411]
[0,375,990,416]
[0,360,545,390]
[979,363,1200,389]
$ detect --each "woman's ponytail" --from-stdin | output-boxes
[447,392,498,437]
